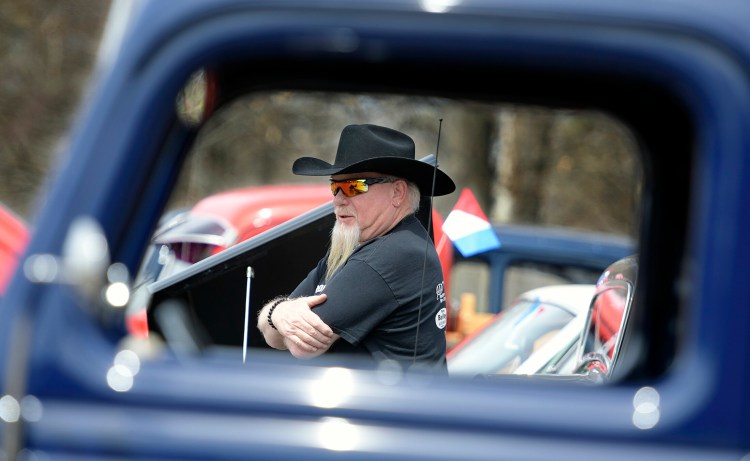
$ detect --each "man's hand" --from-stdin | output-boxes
[274,294,335,355]
[258,294,338,357]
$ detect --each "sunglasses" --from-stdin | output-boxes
[329,177,396,197]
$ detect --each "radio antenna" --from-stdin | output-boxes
[413,118,443,364]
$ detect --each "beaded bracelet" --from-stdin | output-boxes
[267,297,286,330]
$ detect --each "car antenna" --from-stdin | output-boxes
[413,118,443,365]
[243,266,254,363]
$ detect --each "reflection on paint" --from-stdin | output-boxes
[309,367,354,408]
[106,347,143,392]
[20,395,43,422]
[376,359,404,385]
[0,394,20,423]
[107,364,134,392]
[0,395,43,423]
[105,281,130,307]
[420,0,461,14]
[317,417,360,451]
[632,386,660,429]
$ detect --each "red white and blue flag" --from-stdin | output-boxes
[442,188,501,257]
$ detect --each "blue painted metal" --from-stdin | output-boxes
[1,0,749,459]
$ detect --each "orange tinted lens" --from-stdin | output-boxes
[330,180,367,197]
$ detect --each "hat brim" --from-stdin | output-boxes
[293,156,455,197]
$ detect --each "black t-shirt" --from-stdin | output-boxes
[290,214,448,372]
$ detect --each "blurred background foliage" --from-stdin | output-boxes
[1,0,641,238]
[177,87,641,236]
[0,1,111,219]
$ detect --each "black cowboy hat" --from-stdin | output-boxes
[292,124,456,197]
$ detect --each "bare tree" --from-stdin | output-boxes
[0,1,110,218]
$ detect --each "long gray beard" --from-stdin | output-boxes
[325,221,361,281]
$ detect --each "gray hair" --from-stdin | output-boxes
[381,176,420,213]
[406,181,421,213]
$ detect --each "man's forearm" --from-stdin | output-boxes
[257,294,336,355]
[257,297,288,350]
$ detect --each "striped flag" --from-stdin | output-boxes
[442,188,501,257]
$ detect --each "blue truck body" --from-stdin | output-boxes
[1,0,749,459]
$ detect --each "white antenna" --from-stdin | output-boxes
[243,266,254,363]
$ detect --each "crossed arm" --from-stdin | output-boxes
[256,294,340,358]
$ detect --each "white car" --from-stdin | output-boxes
[447,284,595,377]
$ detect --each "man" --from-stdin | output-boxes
[256,124,455,372]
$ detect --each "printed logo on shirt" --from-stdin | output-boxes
[435,281,446,304]
[435,307,447,329]
[315,284,326,294]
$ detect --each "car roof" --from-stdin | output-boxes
[191,184,331,229]
[153,184,332,247]
[489,224,634,266]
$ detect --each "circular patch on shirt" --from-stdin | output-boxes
[435,307,447,329]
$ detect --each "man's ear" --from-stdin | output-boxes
[392,179,407,206]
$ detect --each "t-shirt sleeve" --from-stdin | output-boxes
[312,259,397,346]
[290,258,327,297]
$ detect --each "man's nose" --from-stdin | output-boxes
[332,188,347,203]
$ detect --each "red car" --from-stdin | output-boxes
[0,203,28,295]
[152,184,334,265]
